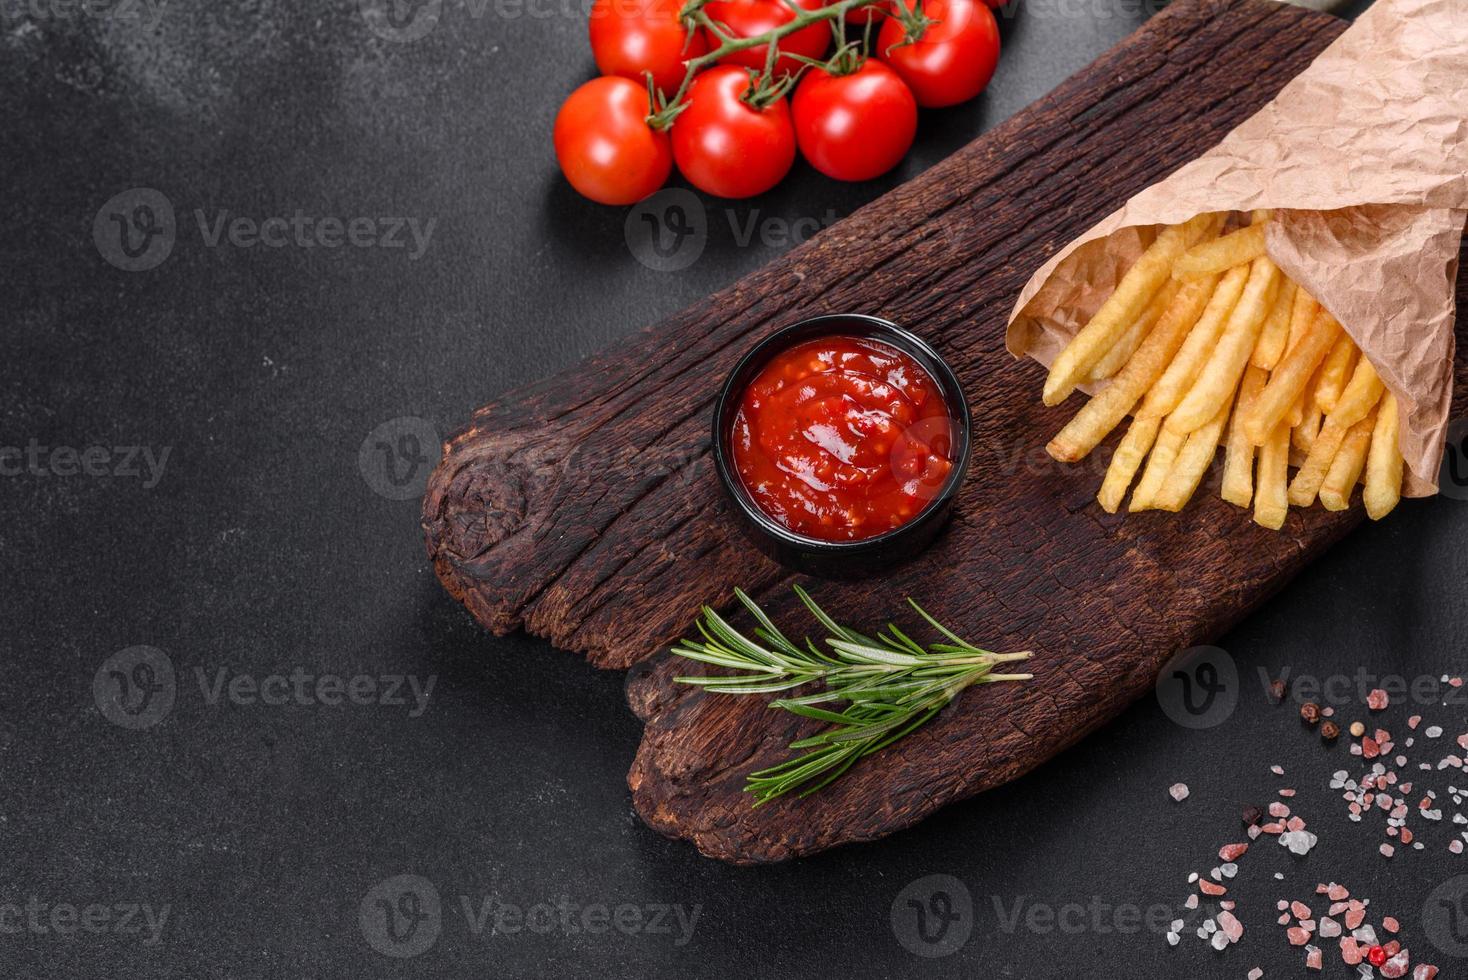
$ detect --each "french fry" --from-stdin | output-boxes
[1222,365,1268,507]
[1291,357,1328,433]
[1326,353,1385,430]
[1156,392,1235,511]
[1288,418,1348,507]
[1043,214,1215,406]
[1139,265,1250,419]
[1129,423,1187,512]
[1285,286,1319,357]
[1364,392,1403,520]
[1252,209,1274,223]
[1313,333,1357,414]
[1286,388,1306,429]
[1088,279,1182,381]
[1293,403,1322,454]
[1254,420,1291,530]
[1319,410,1376,511]
[1048,277,1219,463]
[1167,257,1278,434]
[1251,278,1295,371]
[1098,415,1161,514]
[1243,306,1342,445]
[1171,223,1267,279]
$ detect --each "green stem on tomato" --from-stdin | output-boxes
[647,0,892,128]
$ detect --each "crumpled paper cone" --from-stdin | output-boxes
[1007,0,1468,495]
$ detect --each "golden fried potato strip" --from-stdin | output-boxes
[1364,392,1403,520]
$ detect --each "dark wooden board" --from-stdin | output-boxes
[423,0,1467,863]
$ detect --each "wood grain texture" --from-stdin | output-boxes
[423,0,1466,862]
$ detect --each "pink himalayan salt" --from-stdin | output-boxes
[1218,910,1244,943]
[1381,950,1411,979]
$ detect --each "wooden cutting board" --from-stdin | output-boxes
[423,0,1468,863]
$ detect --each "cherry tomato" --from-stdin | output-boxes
[877,0,999,108]
[554,77,672,205]
[589,0,707,94]
[704,0,829,77]
[671,65,796,198]
[792,59,915,181]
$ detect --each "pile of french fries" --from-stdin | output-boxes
[1041,210,1404,529]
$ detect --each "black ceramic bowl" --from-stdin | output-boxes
[712,314,972,579]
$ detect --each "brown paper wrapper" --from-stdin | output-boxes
[1006,0,1468,495]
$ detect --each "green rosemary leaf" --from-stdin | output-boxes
[907,598,974,649]
[793,584,875,646]
[769,702,860,726]
[881,623,927,657]
[670,645,784,673]
[825,639,925,666]
[734,587,803,658]
[690,678,818,695]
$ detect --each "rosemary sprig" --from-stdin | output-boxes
[672,586,1033,805]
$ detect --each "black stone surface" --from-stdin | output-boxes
[9,0,1466,977]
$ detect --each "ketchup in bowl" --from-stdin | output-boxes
[729,335,956,542]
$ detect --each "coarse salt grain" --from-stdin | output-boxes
[1382,950,1411,979]
[1169,782,1189,801]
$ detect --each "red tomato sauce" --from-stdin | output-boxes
[729,335,955,541]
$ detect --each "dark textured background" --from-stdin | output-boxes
[12,0,1468,977]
